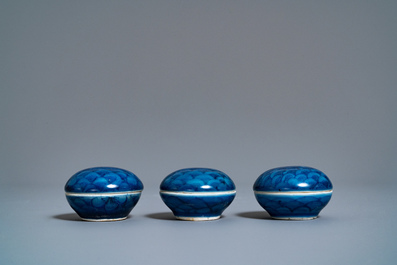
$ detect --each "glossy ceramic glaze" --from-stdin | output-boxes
[160,168,236,221]
[253,166,333,220]
[65,167,143,221]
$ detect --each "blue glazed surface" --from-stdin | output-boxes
[160,193,235,218]
[66,193,141,220]
[253,166,332,192]
[65,167,143,193]
[255,193,332,219]
[160,168,235,192]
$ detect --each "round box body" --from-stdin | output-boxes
[253,166,333,220]
[160,168,236,221]
[65,167,143,221]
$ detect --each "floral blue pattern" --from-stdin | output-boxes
[65,167,143,193]
[253,166,332,192]
[160,168,235,192]
[254,193,332,219]
[160,168,236,220]
[66,193,141,220]
[160,193,235,219]
[65,167,143,221]
[253,166,333,220]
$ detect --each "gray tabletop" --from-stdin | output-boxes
[1,184,396,264]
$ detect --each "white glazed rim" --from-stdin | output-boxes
[271,216,319,221]
[80,216,128,222]
[65,190,142,197]
[254,189,332,196]
[159,190,236,196]
[175,215,221,221]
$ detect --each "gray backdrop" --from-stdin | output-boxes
[1,1,396,264]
